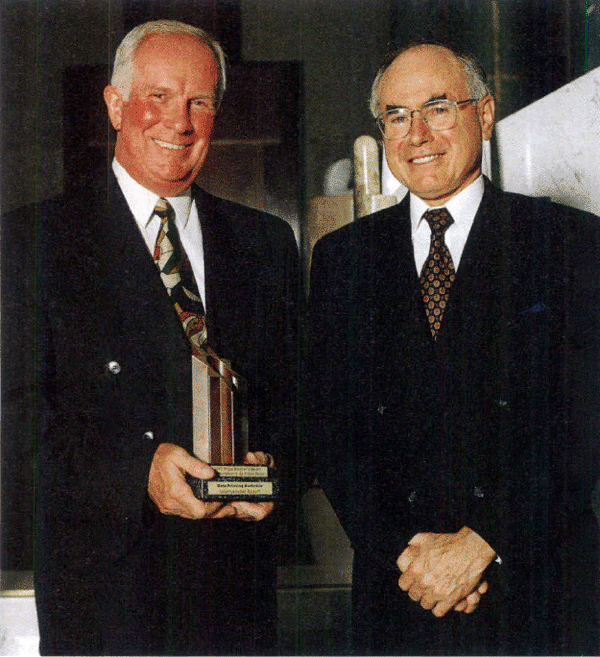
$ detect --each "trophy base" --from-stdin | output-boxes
[186,464,278,502]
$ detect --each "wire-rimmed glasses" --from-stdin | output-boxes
[376,98,479,140]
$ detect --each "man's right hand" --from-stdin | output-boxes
[148,443,236,520]
[397,539,490,615]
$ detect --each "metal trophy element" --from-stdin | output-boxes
[186,346,277,501]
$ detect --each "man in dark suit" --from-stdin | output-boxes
[308,43,599,655]
[26,19,298,656]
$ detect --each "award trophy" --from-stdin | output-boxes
[186,347,277,502]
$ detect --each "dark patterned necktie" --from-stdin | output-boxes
[153,197,207,350]
[420,207,456,339]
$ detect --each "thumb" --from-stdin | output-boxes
[408,532,429,547]
[183,455,216,480]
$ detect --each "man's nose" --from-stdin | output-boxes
[164,99,193,133]
[407,112,433,145]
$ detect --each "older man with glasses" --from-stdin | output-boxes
[308,43,599,655]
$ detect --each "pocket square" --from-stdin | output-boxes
[521,301,548,315]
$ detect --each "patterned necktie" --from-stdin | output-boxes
[153,198,207,350]
[420,207,456,339]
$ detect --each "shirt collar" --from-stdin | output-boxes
[112,158,192,230]
[410,174,485,234]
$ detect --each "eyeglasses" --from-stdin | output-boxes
[376,98,479,140]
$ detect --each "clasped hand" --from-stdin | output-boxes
[396,526,495,617]
[148,443,274,521]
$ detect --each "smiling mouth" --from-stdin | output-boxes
[411,154,442,164]
[152,138,189,151]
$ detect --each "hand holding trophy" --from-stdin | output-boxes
[186,346,278,502]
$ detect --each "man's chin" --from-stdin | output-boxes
[143,173,195,196]
[150,165,200,191]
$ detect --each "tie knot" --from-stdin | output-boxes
[153,197,174,223]
[423,208,453,235]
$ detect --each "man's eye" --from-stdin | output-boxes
[388,112,408,124]
[151,93,165,100]
[429,103,451,116]
[192,99,214,111]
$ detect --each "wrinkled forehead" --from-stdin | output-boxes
[131,32,218,84]
[380,46,469,107]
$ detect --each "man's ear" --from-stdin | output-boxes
[104,85,124,130]
[478,95,495,142]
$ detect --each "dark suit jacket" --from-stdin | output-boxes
[308,179,599,655]
[28,171,299,655]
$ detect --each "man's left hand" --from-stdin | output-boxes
[226,451,275,521]
[396,526,496,617]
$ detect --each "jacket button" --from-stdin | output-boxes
[474,486,484,498]
[408,490,417,503]
[143,431,154,441]
[107,360,121,374]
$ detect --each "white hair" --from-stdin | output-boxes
[111,19,226,109]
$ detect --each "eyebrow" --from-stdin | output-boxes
[145,86,215,103]
[190,93,216,102]
[384,93,448,112]
[145,85,172,94]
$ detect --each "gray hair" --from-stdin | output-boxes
[369,44,492,118]
[111,19,227,109]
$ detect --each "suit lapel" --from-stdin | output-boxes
[377,196,437,354]
[436,182,510,353]
[195,188,255,363]
[360,197,436,400]
[367,195,424,329]
[91,173,192,365]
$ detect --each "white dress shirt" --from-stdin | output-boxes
[410,175,485,275]
[112,159,206,304]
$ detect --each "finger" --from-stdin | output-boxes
[420,593,436,610]
[165,496,214,520]
[243,451,275,467]
[243,451,260,465]
[398,570,415,592]
[431,599,455,618]
[229,501,274,521]
[397,545,418,573]
[463,601,479,614]
[178,494,229,520]
[453,580,487,614]
[462,592,481,614]
[408,584,426,602]
[408,589,421,602]
[210,503,237,519]
[183,454,216,479]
